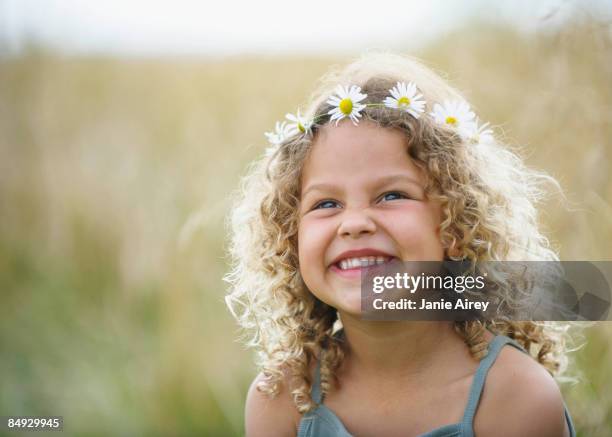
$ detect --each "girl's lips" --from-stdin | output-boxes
[329,263,364,279]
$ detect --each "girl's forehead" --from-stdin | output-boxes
[302,121,422,184]
[313,119,405,148]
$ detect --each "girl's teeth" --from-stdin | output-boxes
[337,256,391,270]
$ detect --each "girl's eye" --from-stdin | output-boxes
[313,200,340,210]
[379,191,409,202]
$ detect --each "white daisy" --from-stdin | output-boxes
[326,85,367,126]
[430,100,477,139]
[383,81,426,119]
[264,121,292,146]
[285,109,313,135]
[467,122,494,144]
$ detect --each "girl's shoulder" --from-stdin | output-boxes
[245,365,313,437]
[474,341,569,436]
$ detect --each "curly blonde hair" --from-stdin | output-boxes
[224,52,572,414]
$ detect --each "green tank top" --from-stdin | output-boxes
[297,334,576,437]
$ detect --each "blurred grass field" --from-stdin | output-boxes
[1,17,611,436]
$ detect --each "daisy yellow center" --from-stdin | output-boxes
[298,122,305,133]
[339,98,353,115]
[397,96,411,107]
[445,116,457,125]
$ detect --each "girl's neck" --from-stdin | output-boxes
[337,315,465,380]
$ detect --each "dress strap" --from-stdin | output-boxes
[461,335,525,432]
[311,358,323,404]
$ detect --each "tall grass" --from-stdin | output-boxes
[0,18,610,436]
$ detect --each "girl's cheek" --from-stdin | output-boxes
[300,215,335,236]
[297,220,318,257]
[380,203,428,225]
[391,201,441,224]
[298,218,334,264]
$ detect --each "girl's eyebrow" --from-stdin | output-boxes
[301,173,423,198]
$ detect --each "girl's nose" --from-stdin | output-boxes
[337,209,377,238]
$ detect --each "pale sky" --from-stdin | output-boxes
[0,0,610,57]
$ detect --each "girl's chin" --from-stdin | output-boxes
[309,278,363,315]
[330,289,364,316]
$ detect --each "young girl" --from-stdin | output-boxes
[225,52,576,436]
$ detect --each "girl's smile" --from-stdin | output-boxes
[298,119,445,315]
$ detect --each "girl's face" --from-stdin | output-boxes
[298,120,445,315]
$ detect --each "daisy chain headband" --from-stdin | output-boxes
[264,82,493,151]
